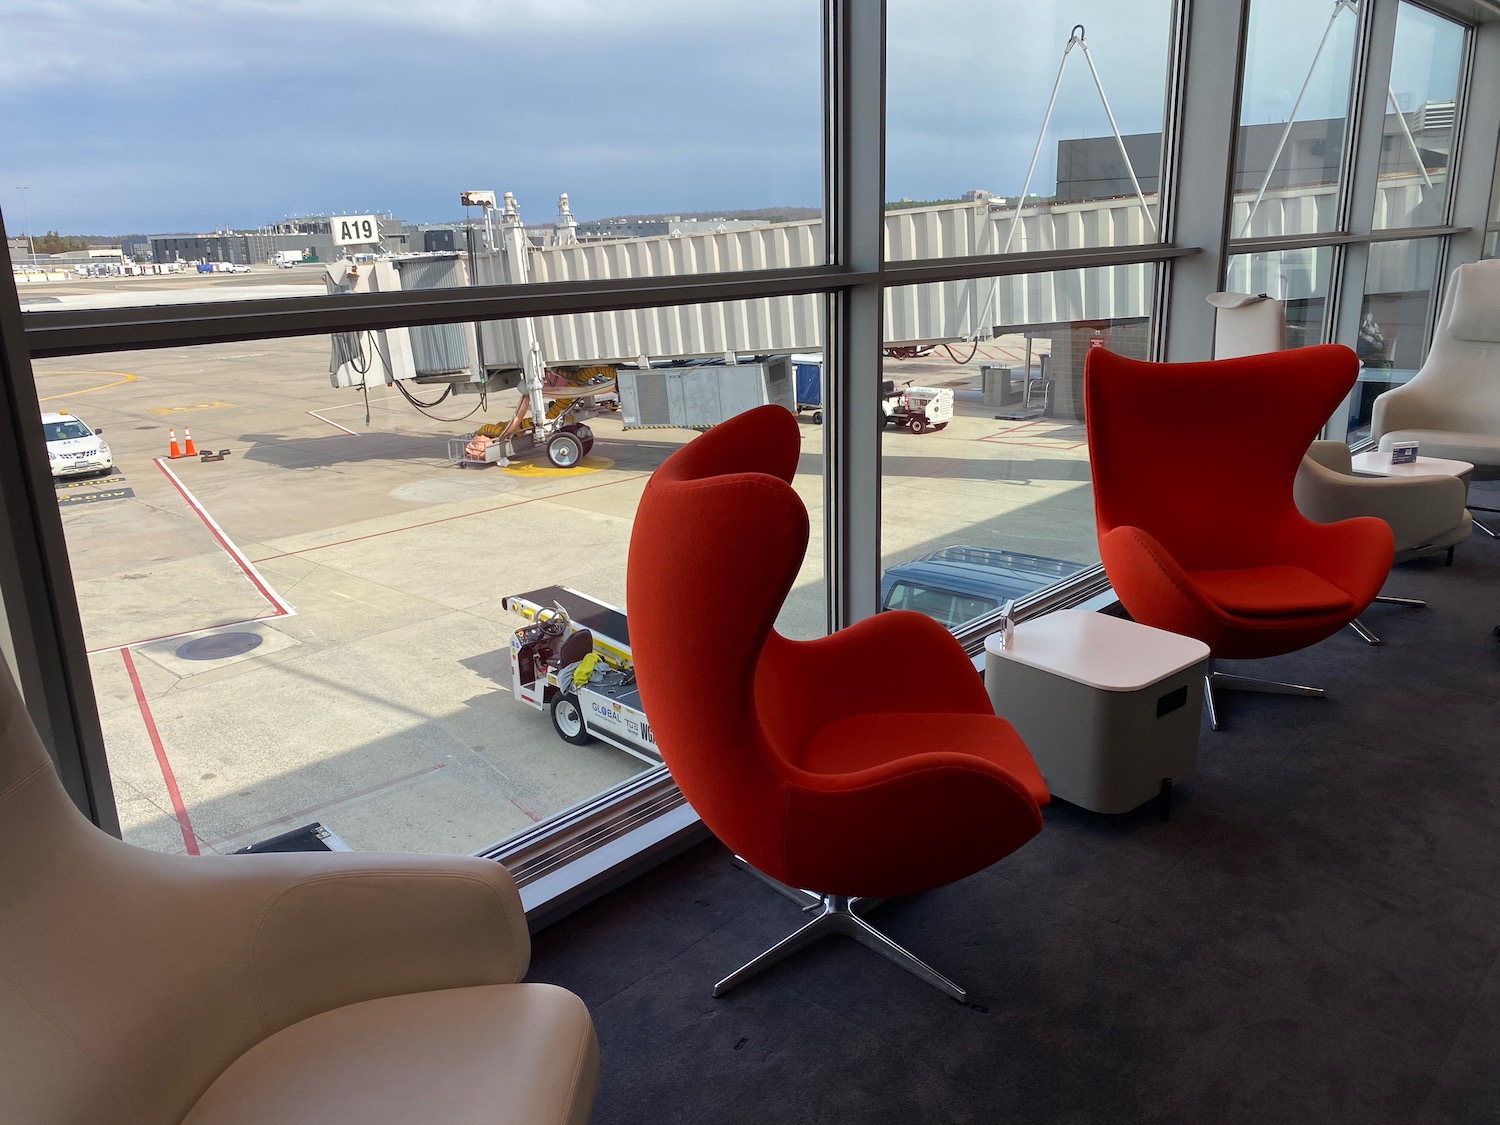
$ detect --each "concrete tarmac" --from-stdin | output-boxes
[28,274,1096,857]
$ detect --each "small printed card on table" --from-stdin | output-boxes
[1390,441,1418,465]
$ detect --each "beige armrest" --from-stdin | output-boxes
[1371,380,1447,438]
[238,852,531,1033]
[1294,457,1468,550]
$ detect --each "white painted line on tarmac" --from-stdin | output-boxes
[154,457,297,617]
[307,409,360,436]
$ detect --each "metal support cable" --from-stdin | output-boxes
[1386,88,1434,189]
[1078,37,1158,235]
[1237,0,1357,238]
[980,25,1158,336]
[1000,29,1080,256]
[976,31,1082,337]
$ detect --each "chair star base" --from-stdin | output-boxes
[712,892,967,1002]
[1347,593,1427,646]
[1204,669,1324,731]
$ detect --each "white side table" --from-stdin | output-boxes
[985,610,1209,819]
[1350,450,1474,487]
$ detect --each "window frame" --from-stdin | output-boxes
[5,0,1498,929]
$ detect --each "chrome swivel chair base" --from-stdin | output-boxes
[1204,668,1323,731]
[717,859,964,1002]
[1467,498,1499,538]
[1347,594,1427,646]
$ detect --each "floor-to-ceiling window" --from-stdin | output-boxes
[3,0,828,860]
[4,1,1499,915]
[879,0,1176,632]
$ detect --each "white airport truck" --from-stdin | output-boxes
[501,585,659,763]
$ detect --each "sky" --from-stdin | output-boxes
[0,0,1467,238]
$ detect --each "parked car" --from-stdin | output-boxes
[42,412,112,478]
[880,545,1089,629]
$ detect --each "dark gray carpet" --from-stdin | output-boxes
[530,514,1500,1125]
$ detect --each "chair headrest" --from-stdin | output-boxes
[1447,260,1500,343]
[651,404,801,487]
[1206,291,1275,310]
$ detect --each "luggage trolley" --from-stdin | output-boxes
[792,356,823,424]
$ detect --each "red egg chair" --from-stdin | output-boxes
[626,404,1048,1001]
[1084,343,1394,729]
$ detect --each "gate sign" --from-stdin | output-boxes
[331,215,380,246]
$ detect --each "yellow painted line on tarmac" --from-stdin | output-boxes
[148,401,236,414]
[35,369,137,400]
[501,455,614,478]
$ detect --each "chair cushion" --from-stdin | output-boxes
[1188,566,1354,617]
[181,983,597,1125]
[797,711,1049,806]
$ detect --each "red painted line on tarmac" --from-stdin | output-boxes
[980,436,1088,450]
[251,476,630,562]
[307,409,360,436]
[154,458,295,616]
[204,763,446,848]
[507,795,542,823]
[121,647,199,855]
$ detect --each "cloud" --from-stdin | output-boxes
[0,0,805,90]
[0,0,822,231]
[886,0,1174,198]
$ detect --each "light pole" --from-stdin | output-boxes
[13,186,36,268]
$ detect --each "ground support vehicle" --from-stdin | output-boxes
[502,585,660,763]
[881,381,954,433]
[453,379,606,471]
[42,412,113,478]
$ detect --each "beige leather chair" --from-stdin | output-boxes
[1373,258,1500,537]
[1295,439,1471,644]
[1208,291,1286,358]
[0,657,598,1125]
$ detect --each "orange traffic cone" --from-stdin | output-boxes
[183,428,197,456]
[168,428,181,459]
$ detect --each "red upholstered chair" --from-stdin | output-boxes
[627,404,1047,1001]
[1084,344,1394,729]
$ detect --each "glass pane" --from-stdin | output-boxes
[1225,246,1333,348]
[3,2,822,306]
[878,264,1158,630]
[885,0,1174,261]
[1373,3,1466,231]
[1345,237,1444,443]
[1489,138,1500,226]
[1486,231,1499,260]
[39,311,824,856]
[1233,0,1359,239]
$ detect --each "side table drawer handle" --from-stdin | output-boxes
[1155,685,1189,718]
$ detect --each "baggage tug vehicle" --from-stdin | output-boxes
[501,585,660,763]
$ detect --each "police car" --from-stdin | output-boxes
[42,412,113,478]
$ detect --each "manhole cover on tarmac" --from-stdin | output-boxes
[176,632,264,661]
